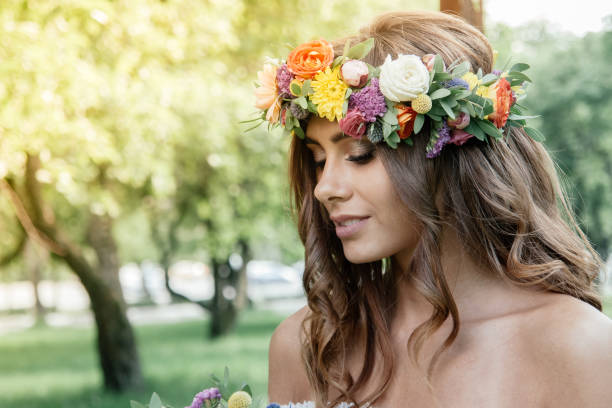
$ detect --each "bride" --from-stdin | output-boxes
[260,10,611,408]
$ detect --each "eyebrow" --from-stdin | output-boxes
[304,131,348,146]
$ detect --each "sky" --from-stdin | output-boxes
[485,0,612,36]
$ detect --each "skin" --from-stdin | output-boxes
[268,117,612,407]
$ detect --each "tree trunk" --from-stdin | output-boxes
[24,238,47,323]
[17,154,143,391]
[209,240,250,338]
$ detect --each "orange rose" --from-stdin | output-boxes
[487,77,512,129]
[396,104,417,139]
[286,39,334,79]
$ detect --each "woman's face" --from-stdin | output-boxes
[305,116,421,264]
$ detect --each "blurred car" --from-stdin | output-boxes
[247,260,304,303]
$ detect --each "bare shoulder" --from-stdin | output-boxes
[268,305,314,404]
[522,294,612,406]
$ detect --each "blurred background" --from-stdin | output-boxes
[0,0,611,407]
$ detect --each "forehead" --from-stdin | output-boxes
[305,116,342,145]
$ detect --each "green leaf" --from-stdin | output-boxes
[464,100,476,117]
[433,55,445,73]
[295,96,307,109]
[149,393,163,408]
[293,126,305,139]
[384,131,400,149]
[382,104,398,126]
[290,82,301,96]
[433,72,452,81]
[342,40,351,57]
[346,38,374,60]
[307,100,318,114]
[331,55,346,70]
[450,89,472,99]
[480,73,498,86]
[451,61,470,77]
[464,121,486,141]
[506,71,532,83]
[509,63,529,72]
[427,113,442,121]
[524,126,546,142]
[301,80,313,96]
[476,67,483,79]
[342,98,349,116]
[403,138,414,146]
[475,119,503,140]
[508,113,539,120]
[439,100,455,119]
[414,114,425,134]
[241,383,253,396]
[482,99,494,117]
[130,401,147,408]
[429,88,451,100]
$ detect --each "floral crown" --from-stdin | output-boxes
[250,38,544,158]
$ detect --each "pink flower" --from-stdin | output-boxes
[450,129,473,146]
[339,109,367,139]
[421,54,436,72]
[340,60,369,87]
[447,111,470,129]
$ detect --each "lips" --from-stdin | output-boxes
[330,215,370,239]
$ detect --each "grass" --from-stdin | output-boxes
[0,309,286,408]
[1,299,610,408]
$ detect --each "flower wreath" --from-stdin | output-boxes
[249,38,544,158]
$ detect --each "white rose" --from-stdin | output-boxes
[378,54,430,102]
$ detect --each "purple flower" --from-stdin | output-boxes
[492,69,502,76]
[276,64,294,97]
[185,387,221,408]
[267,404,281,408]
[442,78,469,89]
[426,122,452,158]
[348,77,387,122]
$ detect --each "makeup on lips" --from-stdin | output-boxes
[331,215,370,239]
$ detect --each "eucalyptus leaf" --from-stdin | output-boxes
[464,121,486,141]
[524,126,546,142]
[508,113,540,120]
[476,67,483,79]
[307,100,318,114]
[451,61,470,77]
[301,80,313,96]
[433,72,452,81]
[482,99,494,117]
[439,100,455,119]
[476,119,503,140]
[414,114,425,134]
[404,138,414,146]
[382,104,398,125]
[427,113,442,121]
[430,88,451,100]
[346,38,374,60]
[506,71,532,83]
[130,401,147,408]
[295,96,307,109]
[509,62,530,72]
[433,55,445,73]
[480,73,498,86]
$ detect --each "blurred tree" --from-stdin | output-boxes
[489,20,612,259]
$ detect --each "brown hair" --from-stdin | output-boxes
[288,10,602,408]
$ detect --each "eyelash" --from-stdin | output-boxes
[314,150,375,168]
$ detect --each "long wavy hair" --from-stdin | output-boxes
[288,10,602,408]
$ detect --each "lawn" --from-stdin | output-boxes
[0,308,286,408]
[0,299,610,408]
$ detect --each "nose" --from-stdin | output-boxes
[313,159,352,204]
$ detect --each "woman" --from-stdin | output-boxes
[259,10,611,408]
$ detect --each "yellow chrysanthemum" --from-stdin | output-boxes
[476,85,490,98]
[461,72,479,91]
[310,66,348,121]
[411,93,432,114]
[227,391,252,408]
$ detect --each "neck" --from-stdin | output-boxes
[390,225,520,326]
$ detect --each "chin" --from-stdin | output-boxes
[341,241,388,264]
